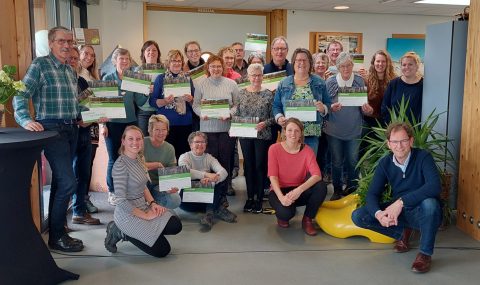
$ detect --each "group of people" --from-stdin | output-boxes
[13,26,442,273]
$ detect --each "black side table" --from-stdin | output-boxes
[0,128,79,284]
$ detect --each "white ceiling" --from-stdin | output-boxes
[140,0,469,17]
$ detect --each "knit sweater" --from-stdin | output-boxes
[192,76,239,133]
[365,148,441,216]
[178,151,228,182]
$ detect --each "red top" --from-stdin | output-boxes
[268,142,321,188]
[225,68,241,80]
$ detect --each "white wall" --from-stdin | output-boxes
[147,11,266,57]
[87,0,144,63]
[87,3,451,64]
[287,10,449,61]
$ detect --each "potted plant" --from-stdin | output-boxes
[355,97,455,226]
[0,65,26,126]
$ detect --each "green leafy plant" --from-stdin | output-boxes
[0,65,26,104]
[355,97,455,224]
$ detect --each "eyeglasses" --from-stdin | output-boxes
[192,141,206,144]
[209,65,223,69]
[249,74,263,78]
[170,59,182,64]
[187,49,200,54]
[389,138,410,146]
[338,64,353,70]
[272,47,287,52]
[54,39,75,46]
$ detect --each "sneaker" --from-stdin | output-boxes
[263,188,270,200]
[243,199,254,212]
[252,200,263,214]
[104,221,124,253]
[215,207,237,223]
[108,192,118,206]
[200,212,214,231]
[72,213,101,225]
[323,173,332,184]
[85,196,99,213]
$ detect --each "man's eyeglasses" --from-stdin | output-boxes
[389,138,410,146]
[54,39,75,46]
[187,49,200,54]
[192,141,206,144]
[272,47,287,52]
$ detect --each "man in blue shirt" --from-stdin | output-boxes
[13,26,83,252]
[352,122,442,273]
[263,36,293,76]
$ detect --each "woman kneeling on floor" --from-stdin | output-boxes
[268,118,327,236]
[104,126,182,257]
[178,131,233,231]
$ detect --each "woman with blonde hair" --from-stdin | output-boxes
[104,125,182,257]
[381,51,423,124]
[268,118,327,236]
[79,45,99,81]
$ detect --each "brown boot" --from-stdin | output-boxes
[394,228,413,253]
[411,253,432,273]
[302,216,317,236]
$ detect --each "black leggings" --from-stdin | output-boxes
[268,181,327,221]
[126,216,182,258]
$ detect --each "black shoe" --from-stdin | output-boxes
[85,196,99,214]
[49,234,84,252]
[330,192,343,201]
[252,200,263,214]
[200,211,214,232]
[243,199,254,212]
[215,207,237,223]
[105,221,124,253]
[227,184,236,196]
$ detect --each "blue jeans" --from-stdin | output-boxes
[327,135,360,193]
[352,198,442,256]
[39,121,78,241]
[137,109,155,137]
[72,126,93,217]
[304,136,319,156]
[105,122,134,193]
[147,182,182,209]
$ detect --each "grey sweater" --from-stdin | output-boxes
[178,151,228,182]
[193,76,239,133]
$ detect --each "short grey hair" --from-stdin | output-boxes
[271,36,289,51]
[111,48,131,65]
[187,131,208,145]
[48,26,72,42]
[247,52,265,65]
[247,63,264,75]
[335,52,354,69]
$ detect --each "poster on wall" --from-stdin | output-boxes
[310,32,363,54]
[386,38,425,75]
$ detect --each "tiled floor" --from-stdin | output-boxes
[48,177,480,285]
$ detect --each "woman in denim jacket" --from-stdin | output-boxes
[273,48,331,155]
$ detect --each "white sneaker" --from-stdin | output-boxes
[108,192,119,206]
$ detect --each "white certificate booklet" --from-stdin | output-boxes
[141,63,166,82]
[81,96,126,123]
[229,122,258,138]
[182,181,214,203]
[244,33,268,53]
[121,70,151,95]
[338,86,368,106]
[200,99,230,119]
[262,70,287,91]
[164,82,191,98]
[158,166,192,192]
[285,99,317,122]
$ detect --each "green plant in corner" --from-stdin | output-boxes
[355,96,455,225]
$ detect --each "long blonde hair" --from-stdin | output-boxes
[119,126,148,171]
[79,45,99,80]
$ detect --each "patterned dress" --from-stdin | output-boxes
[113,155,173,247]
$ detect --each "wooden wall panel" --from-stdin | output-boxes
[457,0,480,240]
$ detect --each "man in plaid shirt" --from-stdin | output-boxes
[13,26,83,252]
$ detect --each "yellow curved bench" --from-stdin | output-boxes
[315,194,395,244]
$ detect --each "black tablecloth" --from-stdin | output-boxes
[0,128,79,284]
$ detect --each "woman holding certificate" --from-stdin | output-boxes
[268,118,327,236]
[135,40,162,136]
[324,52,373,201]
[143,114,181,210]
[150,49,194,159]
[272,48,331,156]
[102,48,148,206]
[233,63,274,213]
[105,125,182,257]
[192,55,239,222]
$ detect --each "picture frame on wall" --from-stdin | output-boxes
[309,32,363,54]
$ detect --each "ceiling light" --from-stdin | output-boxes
[334,6,350,10]
[414,0,470,5]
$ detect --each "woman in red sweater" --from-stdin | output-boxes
[268,118,327,236]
